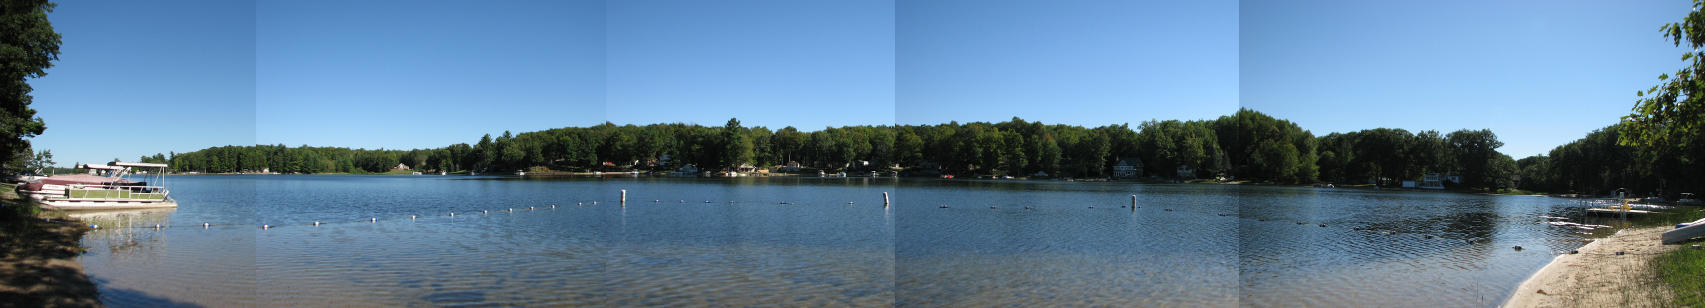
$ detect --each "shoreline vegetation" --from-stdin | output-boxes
[0,184,100,308]
[142,109,1701,201]
[147,109,1603,196]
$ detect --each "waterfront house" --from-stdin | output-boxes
[1176,165,1195,179]
[779,161,803,172]
[1113,157,1143,178]
[394,163,410,171]
[1421,173,1447,190]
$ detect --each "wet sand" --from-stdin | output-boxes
[0,199,101,307]
[1503,226,1675,307]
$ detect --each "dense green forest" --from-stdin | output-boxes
[146,108,1592,193]
[1513,122,1705,197]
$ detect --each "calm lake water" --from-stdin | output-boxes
[70,175,1627,307]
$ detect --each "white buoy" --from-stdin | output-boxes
[884,192,890,207]
[262,225,271,229]
[370,218,377,222]
[154,224,162,229]
[450,212,456,216]
[203,223,210,228]
[621,189,627,205]
[483,210,489,214]
[411,215,417,220]
[314,221,321,226]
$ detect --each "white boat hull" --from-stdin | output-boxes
[36,197,178,211]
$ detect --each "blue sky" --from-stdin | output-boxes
[26,0,1692,166]
[32,0,255,167]
[255,0,607,150]
[898,0,1239,126]
[1242,0,1691,157]
[606,0,895,129]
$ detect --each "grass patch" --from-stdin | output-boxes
[1656,246,1705,306]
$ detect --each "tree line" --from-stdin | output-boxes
[152,109,1539,191]
[1512,122,1705,197]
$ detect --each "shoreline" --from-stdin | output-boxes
[0,197,101,307]
[1503,226,1675,307]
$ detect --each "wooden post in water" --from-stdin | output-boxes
[883,192,890,208]
[621,189,628,206]
[1131,195,1136,212]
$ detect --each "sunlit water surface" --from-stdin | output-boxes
[72,175,1611,307]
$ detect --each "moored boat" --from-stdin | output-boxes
[16,162,176,211]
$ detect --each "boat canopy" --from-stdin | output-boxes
[81,164,123,170]
[110,162,167,168]
[33,174,139,186]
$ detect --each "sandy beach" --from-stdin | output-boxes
[1503,226,1676,307]
[0,187,101,308]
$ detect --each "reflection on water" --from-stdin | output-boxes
[73,176,1623,307]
